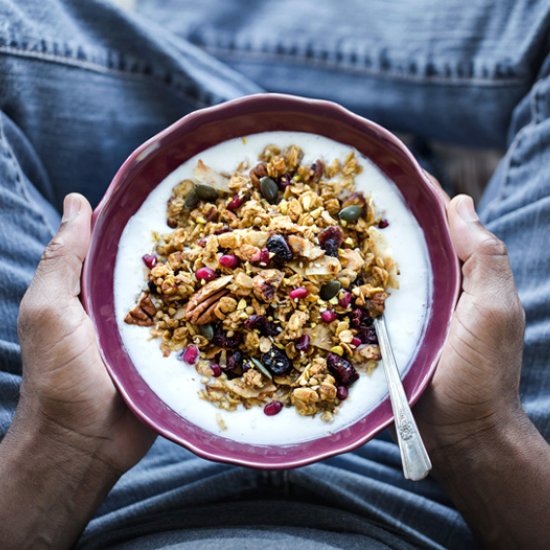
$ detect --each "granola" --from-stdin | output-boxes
[125,144,398,421]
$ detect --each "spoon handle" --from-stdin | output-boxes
[373,317,432,481]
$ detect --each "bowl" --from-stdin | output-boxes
[81,93,460,469]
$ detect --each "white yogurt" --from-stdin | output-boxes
[114,132,431,445]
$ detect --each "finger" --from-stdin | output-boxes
[447,195,517,300]
[30,193,92,302]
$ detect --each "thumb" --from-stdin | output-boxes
[31,193,92,301]
[448,195,516,301]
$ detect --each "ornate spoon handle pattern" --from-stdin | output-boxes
[374,316,432,481]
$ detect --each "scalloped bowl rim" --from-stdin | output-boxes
[81,93,460,469]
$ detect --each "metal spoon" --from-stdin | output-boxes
[373,316,432,481]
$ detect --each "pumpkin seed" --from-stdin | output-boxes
[199,323,214,340]
[250,357,273,380]
[184,189,199,209]
[338,205,363,223]
[195,183,219,202]
[320,280,342,301]
[260,176,279,204]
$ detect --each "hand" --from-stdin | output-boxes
[15,193,155,475]
[415,194,525,454]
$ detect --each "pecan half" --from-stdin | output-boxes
[125,293,156,326]
[184,275,233,324]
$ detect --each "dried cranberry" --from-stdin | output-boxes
[219,254,240,268]
[378,218,390,229]
[295,334,310,351]
[318,226,343,257]
[142,254,157,269]
[212,327,241,349]
[243,314,263,330]
[243,314,279,336]
[336,385,349,400]
[250,247,270,266]
[264,400,283,416]
[196,267,216,281]
[227,194,245,211]
[261,347,292,376]
[327,353,359,387]
[321,310,337,323]
[266,234,293,266]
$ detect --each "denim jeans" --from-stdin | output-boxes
[1,1,549,548]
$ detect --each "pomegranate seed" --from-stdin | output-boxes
[210,363,222,377]
[196,267,216,281]
[250,247,270,266]
[219,254,240,268]
[336,385,349,400]
[338,291,353,308]
[295,334,310,351]
[289,287,309,300]
[264,400,283,416]
[227,194,245,211]
[321,310,337,323]
[351,337,362,347]
[142,254,157,269]
[378,218,390,229]
[180,345,199,365]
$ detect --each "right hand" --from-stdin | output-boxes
[15,193,155,475]
[415,194,526,454]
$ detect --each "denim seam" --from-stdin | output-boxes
[201,44,526,88]
[0,115,56,238]
[0,45,211,108]
[499,78,547,203]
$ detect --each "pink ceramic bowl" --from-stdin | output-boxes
[81,93,459,469]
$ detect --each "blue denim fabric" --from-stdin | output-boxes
[0,1,549,548]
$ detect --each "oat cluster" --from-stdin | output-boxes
[125,143,398,422]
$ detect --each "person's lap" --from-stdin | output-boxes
[1,1,549,548]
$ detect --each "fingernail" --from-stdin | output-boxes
[456,196,479,223]
[62,194,81,223]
